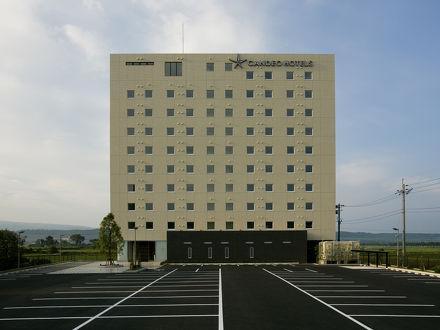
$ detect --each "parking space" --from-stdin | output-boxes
[1,263,439,329]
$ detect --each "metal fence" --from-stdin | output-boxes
[360,253,440,270]
[22,253,114,265]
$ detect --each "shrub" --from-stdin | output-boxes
[434,265,440,274]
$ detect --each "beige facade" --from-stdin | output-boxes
[110,53,335,260]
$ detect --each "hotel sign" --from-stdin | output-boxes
[229,54,313,69]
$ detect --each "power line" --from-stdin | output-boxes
[343,211,401,224]
[406,177,440,186]
[343,209,401,223]
[344,194,398,208]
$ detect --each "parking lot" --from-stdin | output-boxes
[1,263,439,329]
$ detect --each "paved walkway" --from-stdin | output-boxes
[48,260,162,274]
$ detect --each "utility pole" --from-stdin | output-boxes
[336,204,344,241]
[396,178,412,267]
[17,231,24,268]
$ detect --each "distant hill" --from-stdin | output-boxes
[340,231,440,244]
[0,220,94,231]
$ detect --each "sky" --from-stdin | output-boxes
[0,0,439,233]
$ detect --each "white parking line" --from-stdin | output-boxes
[305,268,318,273]
[331,304,435,307]
[297,285,369,287]
[306,290,385,292]
[263,268,373,330]
[195,268,199,272]
[350,314,440,318]
[289,281,355,284]
[34,295,218,300]
[72,268,177,329]
[4,303,219,309]
[283,268,293,272]
[57,289,219,294]
[0,315,218,321]
[315,296,407,299]
[218,268,223,330]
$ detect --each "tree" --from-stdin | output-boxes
[99,213,123,265]
[70,234,85,247]
[0,230,19,271]
[45,235,55,247]
[89,239,100,250]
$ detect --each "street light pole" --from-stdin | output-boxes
[392,228,399,267]
[59,235,64,262]
[17,231,24,269]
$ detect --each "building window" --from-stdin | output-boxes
[186,108,193,117]
[306,202,313,210]
[206,62,214,71]
[305,108,313,117]
[304,72,312,80]
[146,222,153,230]
[167,127,174,136]
[127,165,135,174]
[166,90,174,98]
[265,165,273,173]
[287,202,295,211]
[207,184,215,192]
[287,221,294,229]
[305,90,313,98]
[127,109,135,117]
[207,146,215,155]
[128,221,135,229]
[247,146,254,154]
[127,128,135,136]
[127,90,135,98]
[225,184,233,192]
[265,109,272,117]
[225,146,233,154]
[286,71,294,80]
[167,146,174,155]
[186,165,194,173]
[305,165,313,173]
[306,221,313,229]
[287,165,295,173]
[185,184,194,192]
[225,247,229,259]
[127,146,135,155]
[225,127,233,136]
[225,90,233,98]
[206,90,214,98]
[186,146,194,155]
[287,146,295,155]
[247,165,254,173]
[145,203,153,211]
[128,203,135,211]
[225,165,233,173]
[247,222,254,230]
[287,127,294,136]
[187,247,192,259]
[287,184,295,192]
[145,146,153,155]
[145,127,153,136]
[206,108,214,117]
[186,202,194,211]
[246,108,254,117]
[247,203,255,211]
[249,246,254,259]
[247,184,254,192]
[165,62,182,76]
[226,221,234,229]
[226,203,234,211]
[207,165,215,173]
[145,184,153,192]
[265,90,272,98]
[265,184,273,192]
[287,108,294,117]
[186,90,194,98]
[265,128,273,136]
[225,108,233,117]
[167,203,175,211]
[265,203,273,211]
[167,108,174,117]
[144,90,152,98]
[127,184,135,192]
[305,146,313,154]
[207,203,215,211]
[145,108,152,117]
[265,221,273,229]
[167,165,174,174]
[265,146,272,154]
[168,222,175,230]
[246,127,254,136]
[187,221,195,230]
[246,71,253,79]
[207,221,215,230]
[305,184,313,192]
[206,127,215,136]
[225,63,232,71]
[305,127,313,136]
[246,90,254,98]
[286,90,294,98]
[265,71,272,80]
[167,184,175,192]
[145,165,152,174]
